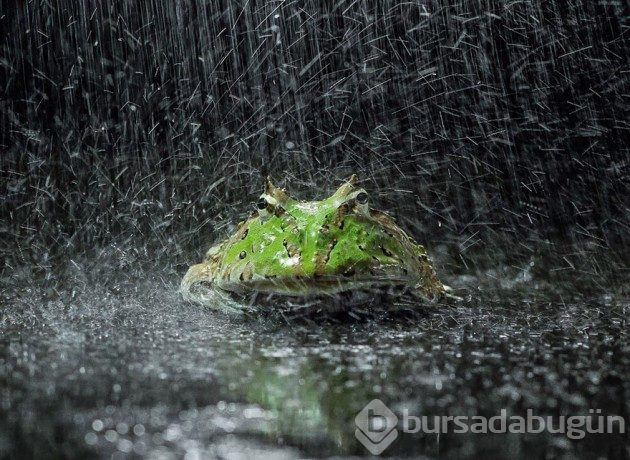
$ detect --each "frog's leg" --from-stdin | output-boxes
[439,284,464,301]
[180,263,214,299]
[411,282,462,303]
[180,263,252,313]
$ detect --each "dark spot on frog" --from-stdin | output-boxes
[283,238,300,258]
[316,239,337,276]
[324,239,337,264]
[381,246,392,257]
[239,250,247,259]
[334,204,349,228]
[274,206,285,217]
[239,263,253,281]
[241,228,248,240]
[343,266,355,277]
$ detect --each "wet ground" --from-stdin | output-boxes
[1,248,628,459]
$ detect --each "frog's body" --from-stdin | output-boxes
[181,175,444,309]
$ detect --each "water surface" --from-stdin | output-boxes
[1,251,627,458]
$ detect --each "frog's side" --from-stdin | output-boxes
[181,175,445,307]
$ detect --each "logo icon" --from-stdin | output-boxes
[355,399,399,455]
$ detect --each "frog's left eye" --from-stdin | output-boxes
[350,190,369,216]
[356,192,368,205]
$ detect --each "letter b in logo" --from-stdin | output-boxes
[355,399,398,455]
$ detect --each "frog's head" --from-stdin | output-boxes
[186,175,443,297]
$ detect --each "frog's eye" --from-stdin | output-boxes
[256,195,274,219]
[349,189,369,216]
[356,192,368,205]
[257,198,268,210]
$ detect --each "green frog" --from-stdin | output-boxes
[181,175,445,311]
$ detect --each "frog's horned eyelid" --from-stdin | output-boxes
[264,176,281,198]
[332,177,362,200]
[264,176,292,203]
[260,193,280,207]
[265,176,277,193]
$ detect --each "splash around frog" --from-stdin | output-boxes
[181,175,445,311]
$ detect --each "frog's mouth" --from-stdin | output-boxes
[218,274,420,297]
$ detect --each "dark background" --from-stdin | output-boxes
[1,0,628,283]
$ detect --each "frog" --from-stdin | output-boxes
[180,175,445,310]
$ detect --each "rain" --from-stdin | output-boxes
[1,0,628,458]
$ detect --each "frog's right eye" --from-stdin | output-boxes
[257,196,274,219]
[257,198,268,210]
